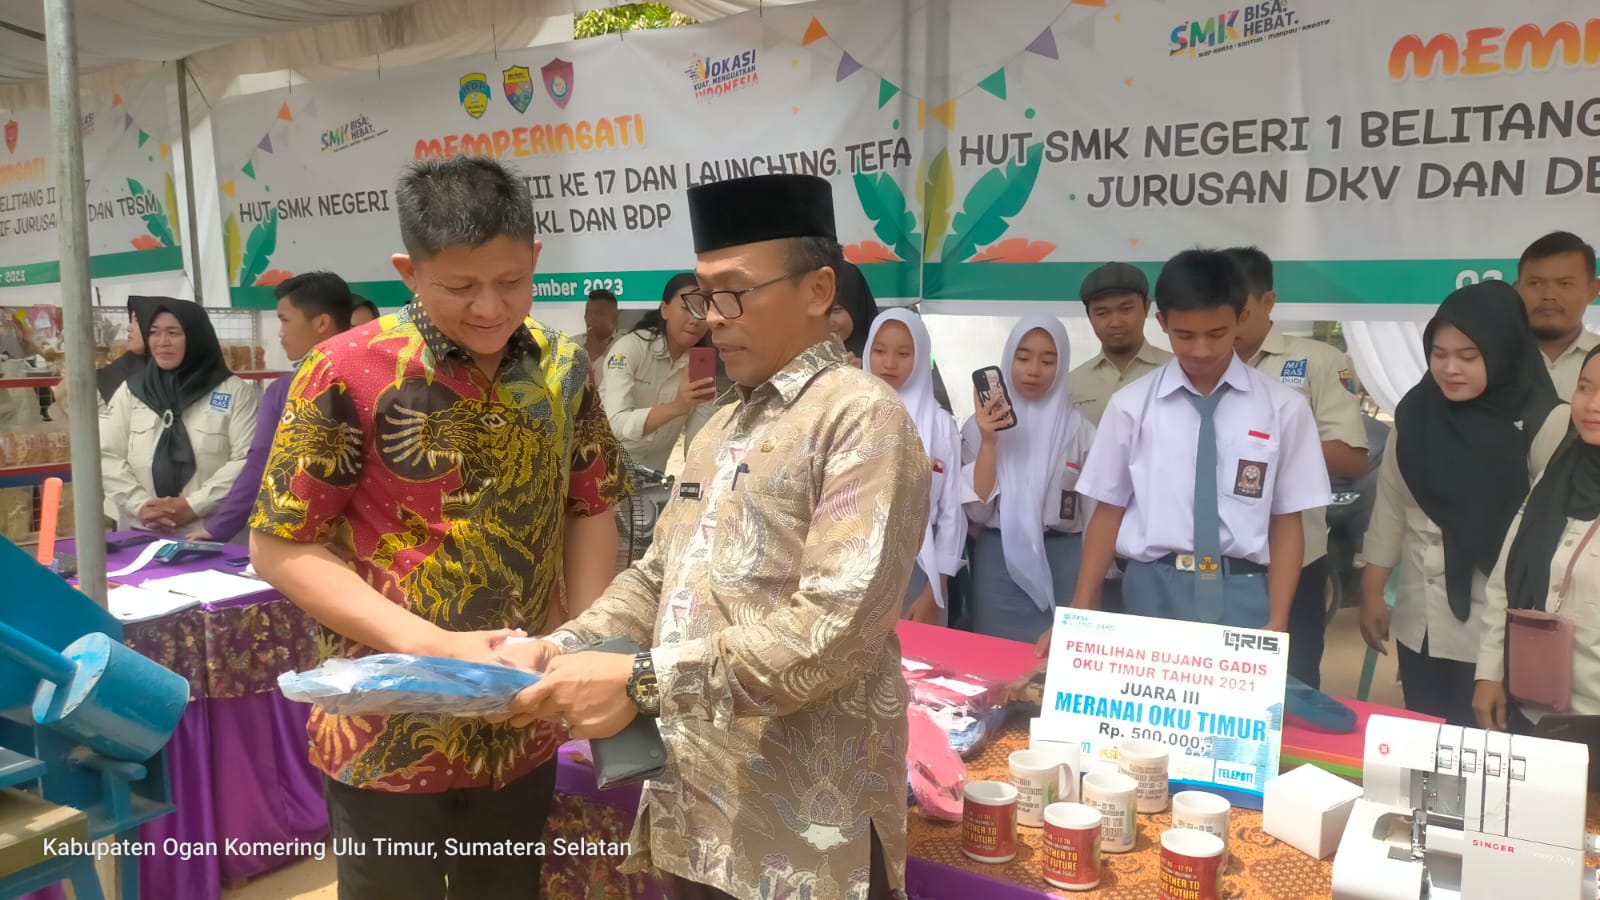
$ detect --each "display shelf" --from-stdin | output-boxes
[0,464,71,489]
[0,377,59,389]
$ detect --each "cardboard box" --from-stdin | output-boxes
[1263,763,1362,859]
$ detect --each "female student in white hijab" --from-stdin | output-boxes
[961,317,1098,641]
[865,309,968,625]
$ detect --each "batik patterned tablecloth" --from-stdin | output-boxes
[906,728,1332,899]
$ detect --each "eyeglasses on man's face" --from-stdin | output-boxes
[680,273,796,321]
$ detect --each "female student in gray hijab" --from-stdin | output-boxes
[1476,344,1600,732]
[100,298,260,531]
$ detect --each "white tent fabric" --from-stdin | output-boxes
[1343,321,1425,416]
[0,0,794,107]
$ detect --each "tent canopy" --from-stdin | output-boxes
[0,0,781,105]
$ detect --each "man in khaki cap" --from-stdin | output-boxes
[1068,262,1172,426]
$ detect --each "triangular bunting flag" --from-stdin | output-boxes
[977,69,1007,100]
[1026,27,1060,59]
[242,162,257,180]
[277,102,293,121]
[124,112,134,130]
[136,130,150,147]
[222,181,235,198]
[1066,16,1098,49]
[929,99,956,129]
[801,17,828,46]
[257,134,273,153]
[159,144,170,160]
[112,94,122,108]
[1071,0,1108,6]
[836,52,862,82]
[878,79,900,108]
[917,99,925,130]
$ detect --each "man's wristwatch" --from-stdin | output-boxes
[625,651,660,716]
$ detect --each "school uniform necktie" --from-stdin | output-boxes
[1188,387,1227,622]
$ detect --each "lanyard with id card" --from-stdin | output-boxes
[1506,517,1600,713]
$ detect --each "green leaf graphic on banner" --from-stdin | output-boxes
[942,143,1043,264]
[853,173,919,263]
[923,150,954,261]
[239,208,278,288]
[142,211,175,248]
[223,214,242,286]
[165,174,181,246]
[127,177,174,247]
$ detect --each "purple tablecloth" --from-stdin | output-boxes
[60,534,329,900]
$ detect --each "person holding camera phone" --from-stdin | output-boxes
[597,272,718,472]
[961,316,1099,641]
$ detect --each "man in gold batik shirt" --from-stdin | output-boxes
[501,174,932,900]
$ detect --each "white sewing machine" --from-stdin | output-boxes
[1331,715,1588,900]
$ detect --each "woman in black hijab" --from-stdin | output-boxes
[1359,280,1565,726]
[1475,345,1600,732]
[828,261,881,364]
[94,296,164,405]
[100,298,258,531]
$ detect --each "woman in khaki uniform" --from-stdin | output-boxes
[1476,346,1600,731]
[1360,282,1564,726]
[100,298,258,532]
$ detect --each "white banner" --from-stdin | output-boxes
[933,0,1600,307]
[1041,609,1288,803]
[208,0,1600,311]
[0,73,185,290]
[208,0,920,309]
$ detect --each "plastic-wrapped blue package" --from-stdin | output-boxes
[278,654,540,717]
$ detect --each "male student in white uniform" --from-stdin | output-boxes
[1226,247,1368,689]
[1038,250,1329,652]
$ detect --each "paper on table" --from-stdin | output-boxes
[139,569,271,603]
[107,584,202,623]
[107,540,175,578]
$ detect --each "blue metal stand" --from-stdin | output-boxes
[0,537,185,899]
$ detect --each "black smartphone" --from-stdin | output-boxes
[971,366,1018,430]
[107,532,160,552]
[225,556,251,567]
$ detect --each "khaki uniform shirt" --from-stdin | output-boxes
[598,331,714,472]
[550,340,931,900]
[1544,329,1600,399]
[1068,341,1172,426]
[99,375,259,530]
[1245,325,1369,565]
[1364,412,1567,663]
[1479,507,1600,723]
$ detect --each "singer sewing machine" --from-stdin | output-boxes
[1331,714,1588,900]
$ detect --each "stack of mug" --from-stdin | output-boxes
[958,737,1233,898]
